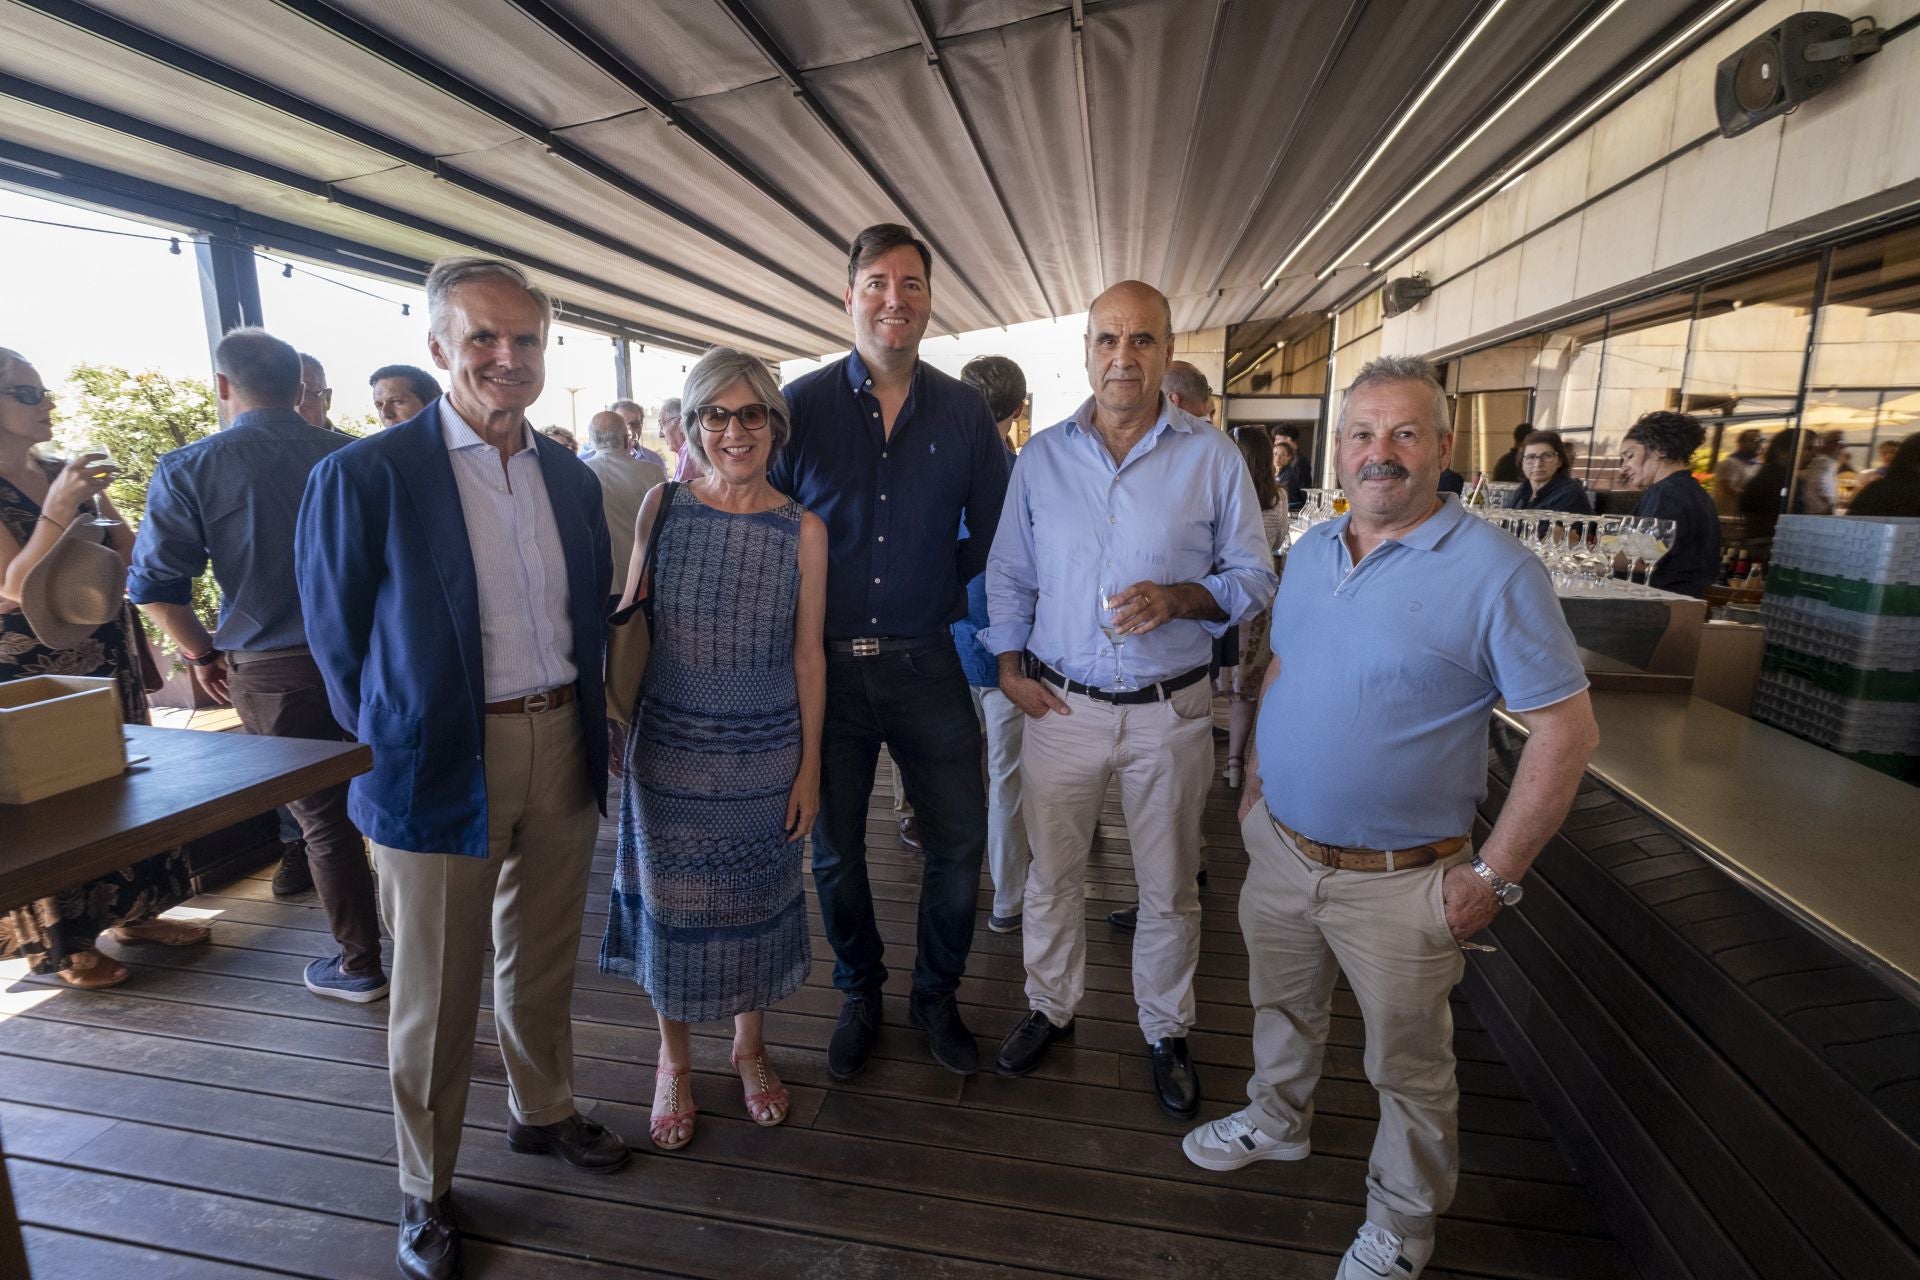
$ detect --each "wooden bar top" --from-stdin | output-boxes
[1497,691,1920,996]
[0,724,370,912]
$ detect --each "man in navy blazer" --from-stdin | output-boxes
[298,256,627,1280]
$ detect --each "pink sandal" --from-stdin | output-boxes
[650,1066,695,1150]
[732,1049,789,1127]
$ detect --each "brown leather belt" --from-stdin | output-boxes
[483,683,577,715]
[1273,814,1467,873]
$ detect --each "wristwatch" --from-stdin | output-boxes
[183,648,224,668]
[1470,854,1524,906]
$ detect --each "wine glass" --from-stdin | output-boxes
[1329,488,1349,516]
[1097,578,1138,692]
[1595,516,1630,589]
[1641,519,1675,588]
[32,437,121,528]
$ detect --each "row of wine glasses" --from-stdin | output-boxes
[1289,488,1346,540]
[1474,510,1675,590]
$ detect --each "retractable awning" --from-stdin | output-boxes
[0,0,1723,358]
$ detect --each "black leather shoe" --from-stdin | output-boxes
[909,991,979,1075]
[505,1112,630,1173]
[1107,905,1138,932]
[995,1010,1073,1077]
[272,842,313,896]
[1150,1037,1201,1118]
[828,988,883,1080]
[397,1192,461,1280]
[898,815,923,852]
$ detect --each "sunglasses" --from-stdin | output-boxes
[5,385,54,407]
[694,403,771,433]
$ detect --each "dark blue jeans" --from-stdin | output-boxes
[812,641,987,998]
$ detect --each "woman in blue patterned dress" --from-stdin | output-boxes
[600,347,826,1150]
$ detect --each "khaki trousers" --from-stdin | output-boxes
[1238,802,1468,1241]
[373,704,599,1201]
[1021,679,1213,1040]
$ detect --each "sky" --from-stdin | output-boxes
[0,187,1092,442]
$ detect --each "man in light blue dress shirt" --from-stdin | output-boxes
[982,281,1276,1117]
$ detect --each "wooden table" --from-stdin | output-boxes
[0,723,371,913]
[1,723,369,1278]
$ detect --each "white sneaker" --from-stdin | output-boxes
[1181,1108,1310,1171]
[1335,1222,1433,1278]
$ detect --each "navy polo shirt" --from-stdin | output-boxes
[1255,496,1588,849]
[774,352,1009,640]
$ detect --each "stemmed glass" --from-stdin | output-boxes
[1640,519,1675,588]
[1594,516,1630,588]
[30,437,121,528]
[1097,577,1138,692]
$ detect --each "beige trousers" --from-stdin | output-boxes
[1020,679,1213,1040]
[1238,802,1468,1241]
[374,704,599,1200]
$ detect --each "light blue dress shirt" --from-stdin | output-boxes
[983,398,1277,687]
[1255,496,1588,849]
[439,399,577,702]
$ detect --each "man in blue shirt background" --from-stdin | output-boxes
[772,224,1010,1081]
[951,355,1030,935]
[984,281,1276,1118]
[129,326,385,1003]
[1185,355,1598,1280]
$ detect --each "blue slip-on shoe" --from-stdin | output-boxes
[305,955,391,1003]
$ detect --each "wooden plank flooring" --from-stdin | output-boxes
[1,746,1636,1279]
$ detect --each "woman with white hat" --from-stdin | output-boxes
[0,347,207,988]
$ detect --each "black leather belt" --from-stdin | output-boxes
[1032,659,1210,706]
[826,634,951,657]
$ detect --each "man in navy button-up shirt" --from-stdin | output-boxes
[129,327,384,1002]
[772,224,1010,1081]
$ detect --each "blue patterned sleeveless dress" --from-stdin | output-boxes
[599,487,811,1021]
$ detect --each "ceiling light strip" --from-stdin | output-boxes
[1352,0,1743,277]
[1314,0,1640,281]
[1260,0,1511,289]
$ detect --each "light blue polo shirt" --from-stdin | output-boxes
[1256,495,1586,849]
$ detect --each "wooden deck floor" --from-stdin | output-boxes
[1,749,1636,1279]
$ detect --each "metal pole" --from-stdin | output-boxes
[193,233,264,375]
[613,336,633,401]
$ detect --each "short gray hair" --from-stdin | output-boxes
[216,328,303,406]
[1338,354,1451,437]
[659,396,682,423]
[1162,359,1211,408]
[680,349,788,469]
[425,256,553,341]
[587,410,627,451]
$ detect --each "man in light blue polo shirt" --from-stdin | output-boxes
[984,280,1276,1117]
[1181,355,1598,1280]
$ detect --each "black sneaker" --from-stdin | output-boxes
[1107,905,1138,932]
[908,991,979,1075]
[272,842,313,896]
[827,989,883,1080]
[995,1010,1073,1077]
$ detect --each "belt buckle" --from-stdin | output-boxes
[523,690,551,714]
[851,637,881,657]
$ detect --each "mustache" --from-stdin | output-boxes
[1358,461,1410,481]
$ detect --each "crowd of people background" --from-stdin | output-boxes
[4,212,1898,1279]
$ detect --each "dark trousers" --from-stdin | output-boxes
[227,653,384,977]
[812,642,987,998]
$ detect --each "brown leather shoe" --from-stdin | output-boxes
[505,1112,630,1173]
[898,815,923,852]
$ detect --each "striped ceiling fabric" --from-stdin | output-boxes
[0,0,1728,358]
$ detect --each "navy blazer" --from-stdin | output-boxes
[295,405,612,857]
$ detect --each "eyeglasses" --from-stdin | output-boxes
[5,385,54,407]
[694,403,771,433]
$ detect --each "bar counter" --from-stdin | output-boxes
[1495,689,1920,997]
[1467,690,1920,1279]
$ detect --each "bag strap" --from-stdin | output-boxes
[637,481,677,602]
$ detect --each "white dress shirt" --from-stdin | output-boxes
[440,399,576,701]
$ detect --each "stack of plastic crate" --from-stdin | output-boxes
[1754,515,1920,781]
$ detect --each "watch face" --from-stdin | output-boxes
[1500,883,1525,906]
